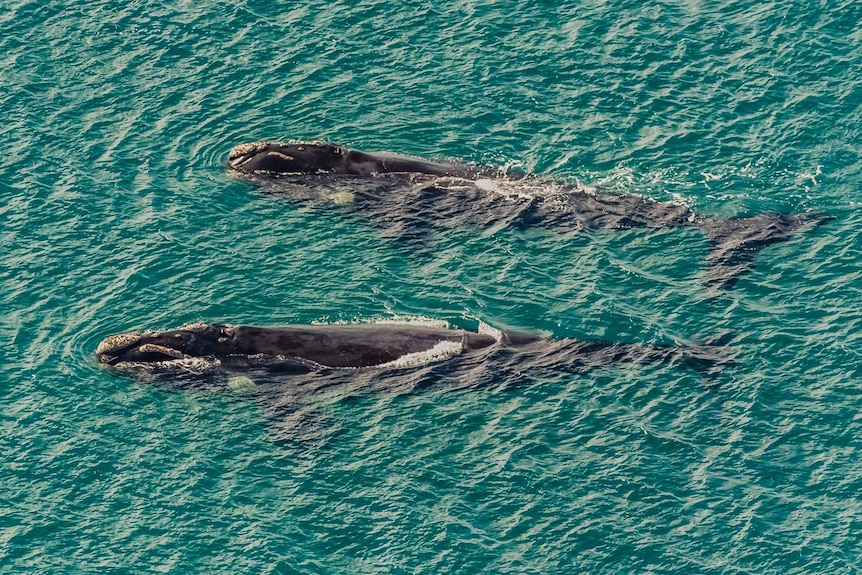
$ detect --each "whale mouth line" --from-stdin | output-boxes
[99,344,187,366]
[227,149,311,177]
[96,331,193,366]
[96,333,143,366]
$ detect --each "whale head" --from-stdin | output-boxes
[228,141,345,175]
[96,323,237,371]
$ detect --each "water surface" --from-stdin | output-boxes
[2,1,861,573]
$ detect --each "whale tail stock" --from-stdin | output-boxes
[487,329,735,387]
[701,211,833,292]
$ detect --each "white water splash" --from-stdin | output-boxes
[477,320,503,342]
[376,340,464,369]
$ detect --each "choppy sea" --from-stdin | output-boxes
[2,1,861,573]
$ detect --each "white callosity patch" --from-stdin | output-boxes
[227,141,268,168]
[136,343,185,359]
[96,332,142,355]
[179,322,210,332]
[114,356,221,374]
[371,316,451,329]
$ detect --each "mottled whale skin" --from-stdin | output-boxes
[228,141,830,292]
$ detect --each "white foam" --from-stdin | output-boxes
[477,320,503,342]
[372,315,450,329]
[474,178,537,200]
[311,316,451,329]
[377,340,464,369]
[475,178,502,192]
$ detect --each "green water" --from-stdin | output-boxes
[2,1,860,573]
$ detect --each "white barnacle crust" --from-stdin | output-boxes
[230,141,267,157]
[114,356,221,374]
[137,344,185,359]
[232,142,257,155]
[96,332,141,355]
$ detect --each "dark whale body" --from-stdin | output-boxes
[96,322,505,372]
[228,141,492,179]
[228,141,830,292]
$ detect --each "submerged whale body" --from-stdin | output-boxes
[228,141,830,292]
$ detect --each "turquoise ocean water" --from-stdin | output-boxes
[2,1,861,572]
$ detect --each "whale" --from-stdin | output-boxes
[96,321,723,378]
[227,141,830,292]
[96,321,729,444]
